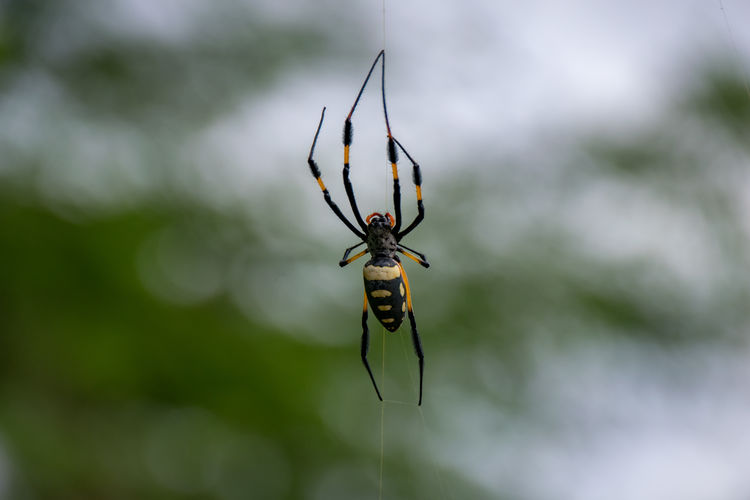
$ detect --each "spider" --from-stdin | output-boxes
[307,50,429,405]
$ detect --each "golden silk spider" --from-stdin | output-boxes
[307,50,429,405]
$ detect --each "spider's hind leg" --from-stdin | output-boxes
[396,261,424,405]
[361,291,383,402]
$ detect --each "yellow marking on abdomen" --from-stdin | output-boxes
[377,305,392,311]
[416,185,422,200]
[364,265,401,281]
[399,283,405,296]
[370,290,392,298]
[381,318,395,323]
[317,178,326,191]
[344,145,350,164]
[391,164,399,179]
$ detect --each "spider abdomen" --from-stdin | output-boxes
[363,257,406,332]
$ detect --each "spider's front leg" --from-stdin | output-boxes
[393,138,424,241]
[308,108,365,240]
[341,119,368,233]
[342,50,386,234]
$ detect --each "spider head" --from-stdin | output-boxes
[366,212,395,229]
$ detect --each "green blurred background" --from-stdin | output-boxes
[1,1,750,499]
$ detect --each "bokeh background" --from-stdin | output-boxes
[1,0,750,498]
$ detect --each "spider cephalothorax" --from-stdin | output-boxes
[307,50,429,405]
[365,212,397,257]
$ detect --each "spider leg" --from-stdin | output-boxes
[343,51,387,233]
[361,291,383,402]
[396,261,424,405]
[397,245,430,268]
[339,241,368,267]
[393,138,424,241]
[387,136,402,234]
[368,50,404,234]
[308,108,366,240]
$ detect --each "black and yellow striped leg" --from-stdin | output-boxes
[397,261,424,405]
[393,138,424,241]
[372,50,403,234]
[339,241,368,267]
[308,108,365,240]
[388,136,403,234]
[361,291,383,402]
[342,50,387,233]
[397,245,430,268]
[342,120,368,232]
